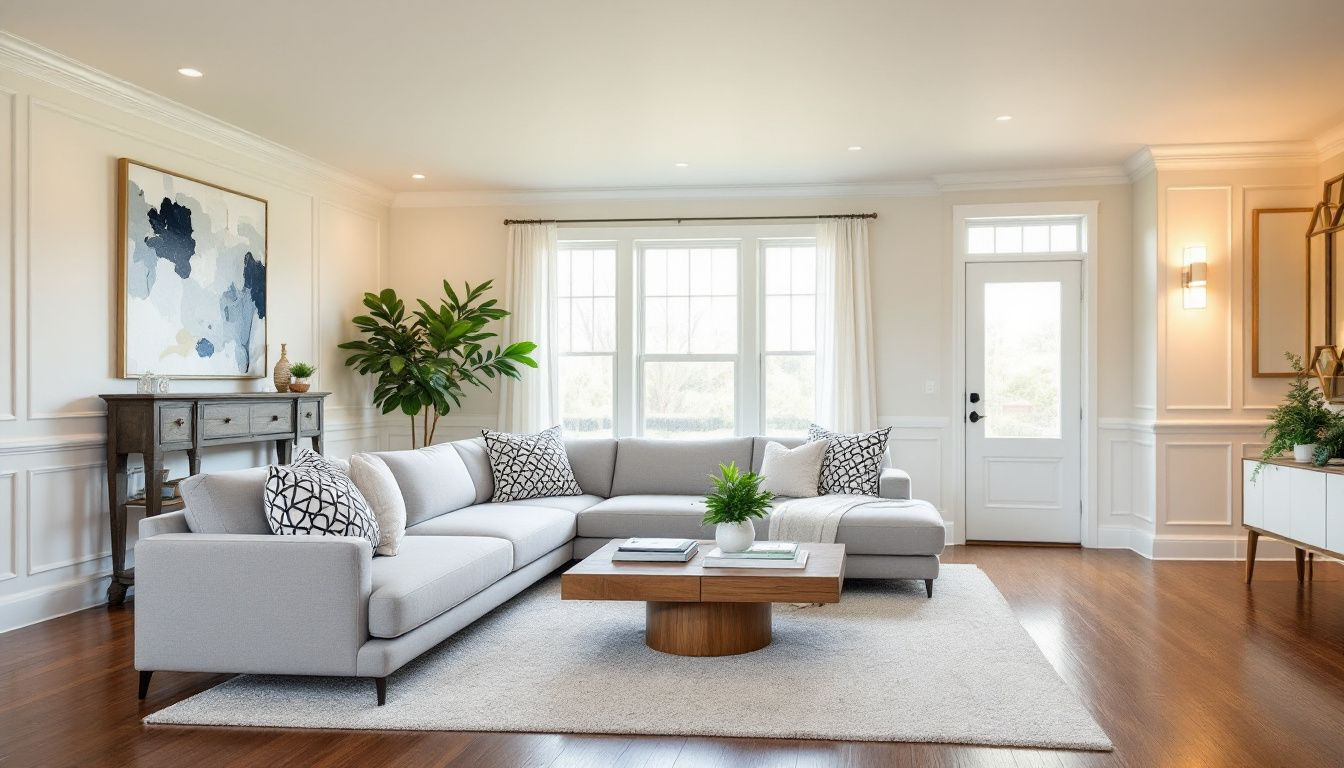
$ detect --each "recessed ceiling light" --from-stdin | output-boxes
[848,145,863,151]
[674,162,689,168]
[995,115,1013,122]
[411,173,426,180]
[177,67,203,78]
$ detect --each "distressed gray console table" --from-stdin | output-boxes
[99,392,330,606]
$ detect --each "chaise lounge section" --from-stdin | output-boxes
[134,435,946,704]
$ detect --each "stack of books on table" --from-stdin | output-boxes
[702,541,809,569]
[612,538,698,562]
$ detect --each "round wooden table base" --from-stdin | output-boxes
[645,601,772,656]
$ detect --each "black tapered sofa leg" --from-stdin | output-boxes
[374,677,387,706]
[138,670,153,700]
[924,579,934,598]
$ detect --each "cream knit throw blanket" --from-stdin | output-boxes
[769,495,926,543]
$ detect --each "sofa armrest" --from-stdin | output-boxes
[134,534,372,676]
[139,509,190,539]
[879,468,911,500]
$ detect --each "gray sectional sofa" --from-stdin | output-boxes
[134,435,946,705]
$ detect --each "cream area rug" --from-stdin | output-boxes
[146,565,1111,750]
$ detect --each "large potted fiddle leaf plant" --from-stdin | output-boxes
[338,280,536,447]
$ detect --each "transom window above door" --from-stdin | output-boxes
[554,225,817,439]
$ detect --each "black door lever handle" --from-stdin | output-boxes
[969,411,984,423]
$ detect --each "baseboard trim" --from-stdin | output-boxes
[0,571,110,634]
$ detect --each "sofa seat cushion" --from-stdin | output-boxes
[406,504,577,568]
[576,495,773,540]
[368,536,512,639]
[833,499,946,556]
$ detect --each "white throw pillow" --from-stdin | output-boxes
[758,441,826,498]
[349,453,407,557]
[808,424,892,496]
[263,449,379,553]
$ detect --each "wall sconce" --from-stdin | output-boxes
[1182,244,1208,309]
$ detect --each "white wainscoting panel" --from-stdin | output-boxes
[0,472,15,581]
[0,87,14,422]
[1162,186,1233,413]
[25,461,108,575]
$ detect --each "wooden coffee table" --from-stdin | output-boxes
[561,540,846,656]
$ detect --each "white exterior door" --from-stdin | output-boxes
[965,260,1083,543]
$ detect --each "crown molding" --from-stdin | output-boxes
[0,31,393,205]
[393,180,941,208]
[1125,148,1156,181]
[1317,120,1344,162]
[933,165,1130,192]
[1141,141,1320,173]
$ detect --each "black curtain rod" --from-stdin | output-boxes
[502,213,877,226]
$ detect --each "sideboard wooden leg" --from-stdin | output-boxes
[1244,529,1259,584]
[1308,551,1315,582]
[1295,548,1306,583]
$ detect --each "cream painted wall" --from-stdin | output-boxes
[1146,163,1319,559]
[389,183,1136,543]
[0,58,390,631]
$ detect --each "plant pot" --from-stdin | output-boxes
[289,378,311,393]
[1294,443,1318,462]
[715,521,756,553]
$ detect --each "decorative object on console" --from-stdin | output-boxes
[702,461,773,553]
[263,449,380,553]
[807,423,892,495]
[339,282,538,448]
[1309,344,1342,400]
[757,440,825,498]
[348,453,407,556]
[117,158,267,379]
[1257,352,1337,472]
[482,425,582,502]
[288,361,315,393]
[273,343,292,391]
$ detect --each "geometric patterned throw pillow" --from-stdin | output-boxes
[806,424,892,496]
[482,425,582,503]
[263,448,380,553]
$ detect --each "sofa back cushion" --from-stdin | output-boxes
[372,443,477,526]
[452,438,495,505]
[566,438,618,497]
[610,437,753,496]
[180,466,271,534]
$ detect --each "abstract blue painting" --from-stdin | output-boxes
[119,159,268,378]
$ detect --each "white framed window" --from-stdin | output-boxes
[555,224,815,439]
[555,243,617,437]
[760,240,817,435]
[965,216,1084,256]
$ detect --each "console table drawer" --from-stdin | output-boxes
[250,403,292,434]
[201,404,250,437]
[159,406,192,443]
[297,400,321,434]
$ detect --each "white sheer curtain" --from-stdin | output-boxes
[815,217,877,432]
[497,222,559,433]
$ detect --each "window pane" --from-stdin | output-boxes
[665,296,689,354]
[644,297,667,353]
[994,226,1022,253]
[764,355,815,436]
[792,247,816,294]
[571,298,594,353]
[592,297,615,352]
[557,250,572,297]
[593,248,616,296]
[765,296,790,350]
[667,248,689,296]
[968,226,995,254]
[1022,225,1049,252]
[790,295,815,352]
[983,281,1061,439]
[764,247,790,294]
[711,249,737,295]
[560,355,614,438]
[644,249,666,296]
[710,296,737,353]
[642,360,735,438]
[1050,224,1078,252]
[571,250,592,295]
[689,296,715,353]
[556,297,572,353]
[689,248,712,295]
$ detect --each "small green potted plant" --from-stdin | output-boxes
[702,461,774,553]
[1259,352,1336,471]
[287,362,316,393]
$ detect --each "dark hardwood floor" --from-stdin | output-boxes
[3,546,1344,768]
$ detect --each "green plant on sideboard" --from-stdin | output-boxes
[1256,351,1339,477]
[288,362,316,379]
[338,280,537,447]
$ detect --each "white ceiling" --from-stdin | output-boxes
[3,0,1343,193]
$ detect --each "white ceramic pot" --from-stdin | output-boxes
[1294,443,1318,462]
[715,520,756,553]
